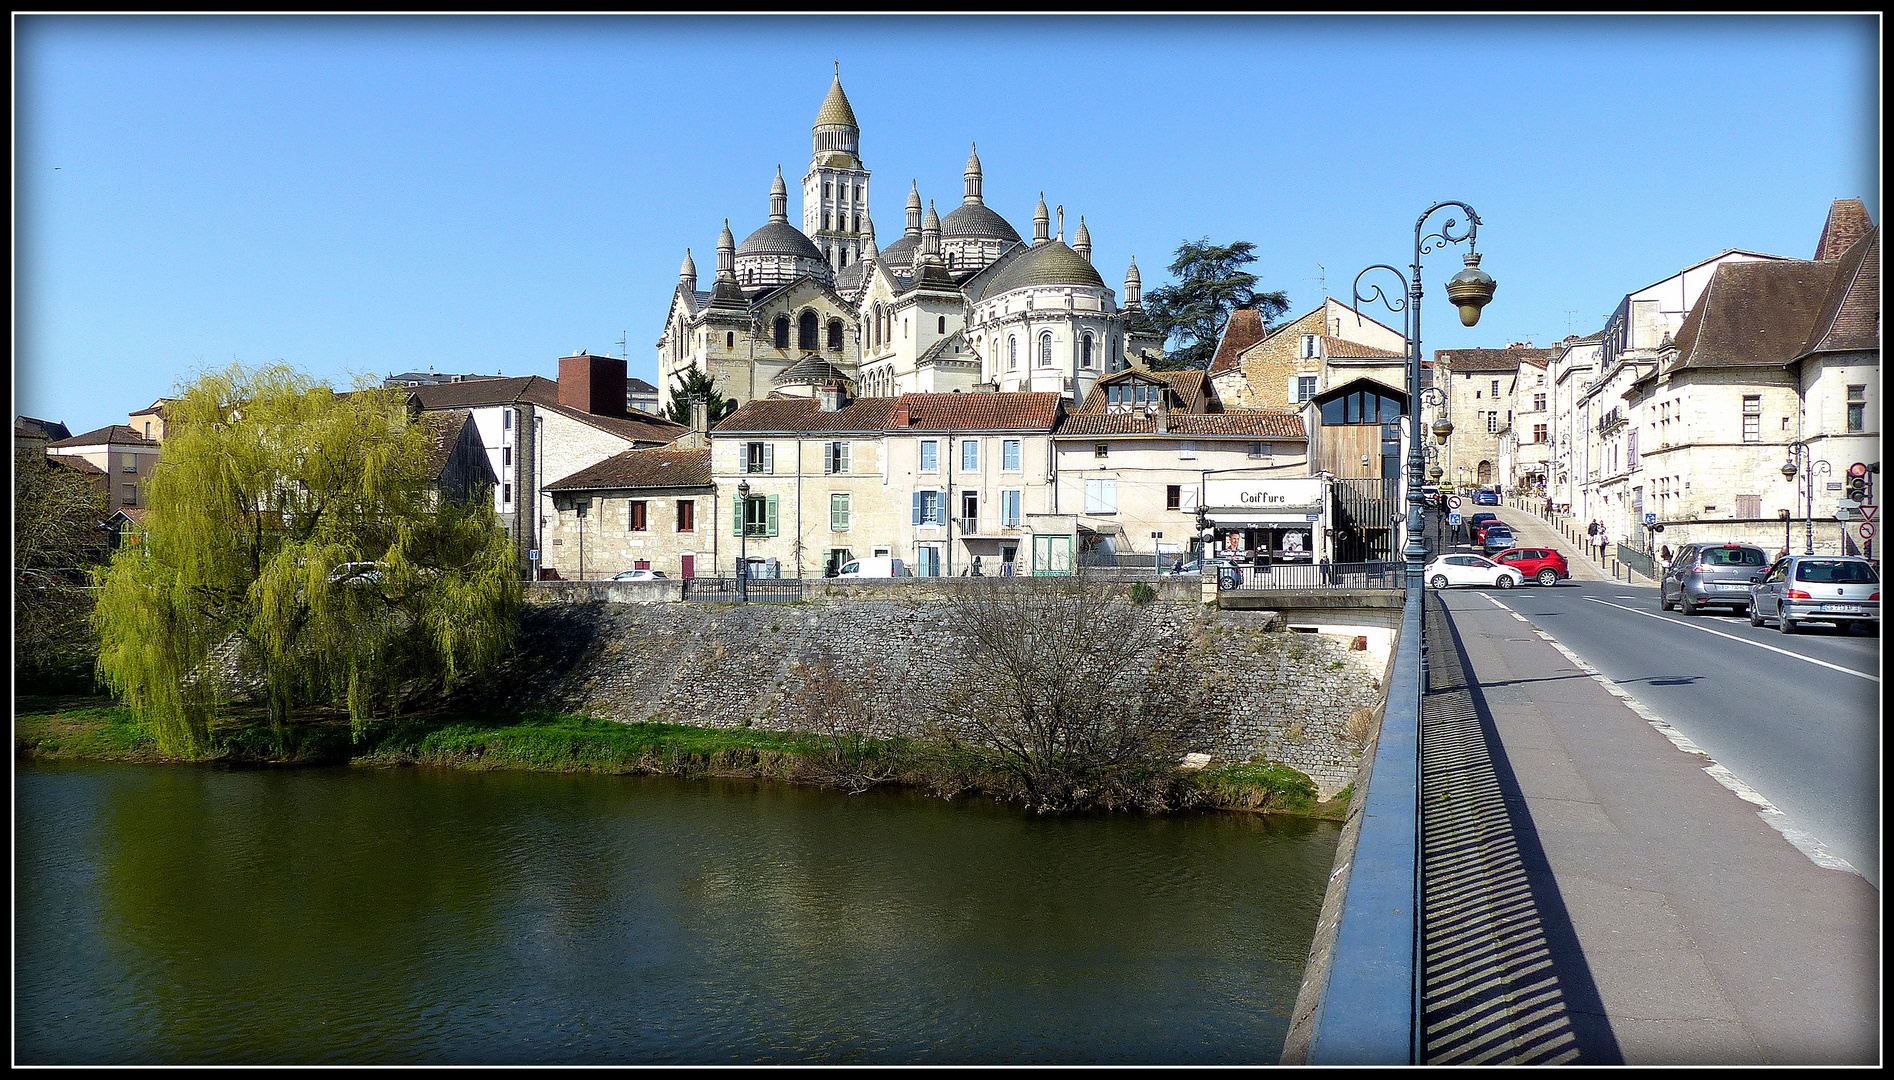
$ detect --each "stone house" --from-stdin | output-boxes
[542,446,715,580]
[44,424,162,511]
[1207,298,1407,412]
[416,410,500,507]
[1431,345,1554,492]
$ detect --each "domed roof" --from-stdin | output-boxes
[814,76,858,130]
[877,232,919,269]
[774,356,853,385]
[981,239,1105,297]
[940,201,1021,242]
[737,220,826,261]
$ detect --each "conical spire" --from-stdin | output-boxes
[1124,256,1142,306]
[906,181,922,235]
[1033,192,1049,246]
[862,217,878,261]
[769,166,788,223]
[1073,215,1091,263]
[922,200,942,263]
[813,66,859,132]
[963,142,983,203]
[716,220,735,278]
[680,248,697,288]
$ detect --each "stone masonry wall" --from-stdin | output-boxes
[488,588,1386,798]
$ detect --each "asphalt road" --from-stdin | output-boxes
[1467,577,1881,888]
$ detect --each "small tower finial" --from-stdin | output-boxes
[1033,192,1049,246]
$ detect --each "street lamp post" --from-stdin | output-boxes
[1352,202,1495,594]
[736,479,750,603]
[1781,442,1832,555]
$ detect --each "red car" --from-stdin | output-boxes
[1493,547,1569,586]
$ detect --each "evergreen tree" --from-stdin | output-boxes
[93,363,521,756]
[1144,239,1290,372]
[662,366,737,427]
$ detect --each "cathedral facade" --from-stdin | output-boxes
[656,72,1162,416]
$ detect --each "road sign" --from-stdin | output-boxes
[1449,512,1463,526]
[1643,512,1657,525]
[1448,496,1463,510]
[529,549,539,561]
[1849,461,1869,477]
[1863,504,1877,523]
[1859,522,1875,541]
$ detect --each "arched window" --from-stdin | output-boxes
[938,315,947,334]
[726,331,734,348]
[799,311,820,351]
[1008,336,1018,371]
[872,304,882,348]
[839,250,847,268]
[1081,334,1094,368]
[774,316,790,349]
[852,213,860,232]
[827,319,844,350]
[1040,333,1054,367]
[947,252,956,270]
[823,212,832,231]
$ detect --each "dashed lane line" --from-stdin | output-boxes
[1475,593,1859,877]
[1578,596,1878,682]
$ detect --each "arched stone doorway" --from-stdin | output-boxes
[1477,460,1495,486]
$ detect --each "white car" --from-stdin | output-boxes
[1425,553,1522,590]
[611,569,668,581]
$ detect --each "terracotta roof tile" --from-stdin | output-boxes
[1056,409,1304,439]
[1433,346,1552,373]
[1074,369,1212,415]
[1670,258,1838,371]
[714,396,902,435]
[894,392,1063,431]
[404,375,557,410]
[46,424,158,449]
[1320,335,1404,359]
[1207,309,1268,375]
[547,447,713,492]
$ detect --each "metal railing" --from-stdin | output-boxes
[1301,586,1423,1063]
[1616,543,1654,579]
[1218,561,1401,591]
[681,576,805,603]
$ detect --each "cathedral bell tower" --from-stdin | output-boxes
[803,65,871,273]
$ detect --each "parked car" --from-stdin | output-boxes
[611,569,668,581]
[834,556,910,579]
[1493,547,1570,586]
[1748,555,1879,634]
[1480,526,1518,555]
[1467,512,1501,544]
[326,562,387,586]
[1473,488,1501,505]
[1659,542,1770,615]
[1425,553,1523,590]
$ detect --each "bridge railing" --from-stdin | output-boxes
[1219,561,1402,591]
[1294,585,1423,1064]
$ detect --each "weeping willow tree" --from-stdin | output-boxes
[93,363,522,756]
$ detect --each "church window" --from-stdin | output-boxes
[1081,334,1094,368]
[852,213,860,232]
[799,311,820,351]
[947,252,955,270]
[824,182,832,199]
[1009,336,1018,371]
[774,316,791,349]
[827,319,844,351]
[823,212,832,231]
[854,184,862,200]
[839,250,847,268]
[938,315,946,334]
[1040,333,1053,367]
[726,332,734,348]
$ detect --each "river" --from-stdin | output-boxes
[15,763,1339,1064]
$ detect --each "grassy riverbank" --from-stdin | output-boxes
[14,696,1351,820]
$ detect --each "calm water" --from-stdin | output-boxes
[16,763,1339,1064]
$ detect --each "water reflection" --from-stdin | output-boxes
[18,765,1338,1064]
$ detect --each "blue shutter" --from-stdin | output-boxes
[912,491,922,525]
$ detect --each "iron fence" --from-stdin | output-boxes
[1218,560,1400,591]
[681,576,805,603]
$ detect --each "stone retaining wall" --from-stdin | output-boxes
[491,588,1386,798]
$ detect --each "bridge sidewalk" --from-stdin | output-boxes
[1419,591,1877,1065]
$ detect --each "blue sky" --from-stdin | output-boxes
[15,14,1880,433]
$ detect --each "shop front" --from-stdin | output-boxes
[1202,477,1329,565]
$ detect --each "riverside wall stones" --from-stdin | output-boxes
[492,588,1385,798]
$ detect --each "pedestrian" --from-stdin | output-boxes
[1320,557,1334,585]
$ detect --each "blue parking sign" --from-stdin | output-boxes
[1643,513,1656,525]
[1449,513,1463,525]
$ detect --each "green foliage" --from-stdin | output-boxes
[1128,581,1158,606]
[1143,238,1291,372]
[92,363,521,757]
[1194,758,1321,815]
[661,366,738,427]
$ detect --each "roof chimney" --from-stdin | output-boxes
[558,353,629,417]
[817,383,847,412]
[690,392,708,436]
[890,404,911,427]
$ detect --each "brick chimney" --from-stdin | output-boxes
[557,353,628,417]
[890,403,911,427]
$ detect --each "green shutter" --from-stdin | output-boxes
[733,495,743,536]
[766,494,779,536]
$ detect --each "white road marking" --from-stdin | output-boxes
[1577,596,1878,682]
[1476,592,1862,877]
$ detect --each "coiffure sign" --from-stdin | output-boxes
[1205,477,1324,514]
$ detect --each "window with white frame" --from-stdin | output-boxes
[744,441,773,473]
[1081,334,1094,368]
[830,493,850,531]
[824,440,850,475]
[1179,440,1196,460]
[1847,384,1866,432]
[1296,375,1318,403]
[913,489,945,526]
[1299,335,1319,359]
[919,440,939,472]
[1008,336,1018,370]
[1741,395,1761,442]
[1487,412,1500,435]
[1003,439,1021,471]
[1084,478,1118,514]
[961,440,979,471]
[1040,333,1054,367]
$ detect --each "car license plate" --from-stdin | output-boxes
[1819,604,1863,613]
[1715,583,1746,590]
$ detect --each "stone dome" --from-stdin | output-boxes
[940,201,1022,243]
[737,220,827,261]
[981,239,1106,297]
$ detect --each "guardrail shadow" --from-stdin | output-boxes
[1419,594,1622,1064]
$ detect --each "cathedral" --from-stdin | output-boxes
[655,70,1163,415]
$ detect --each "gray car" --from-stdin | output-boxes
[1748,555,1879,634]
[1660,542,1769,615]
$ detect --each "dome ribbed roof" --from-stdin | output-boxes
[737,220,826,260]
[877,233,920,269]
[814,77,858,129]
[982,240,1105,297]
[774,356,853,385]
[940,202,1021,242]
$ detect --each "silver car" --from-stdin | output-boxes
[1748,555,1879,634]
[1660,542,1770,615]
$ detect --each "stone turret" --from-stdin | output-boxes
[964,143,983,203]
[1033,193,1050,246]
[680,248,697,290]
[1073,216,1091,263]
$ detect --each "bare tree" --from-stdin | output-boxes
[939,575,1210,812]
[14,450,110,692]
[789,647,899,794]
